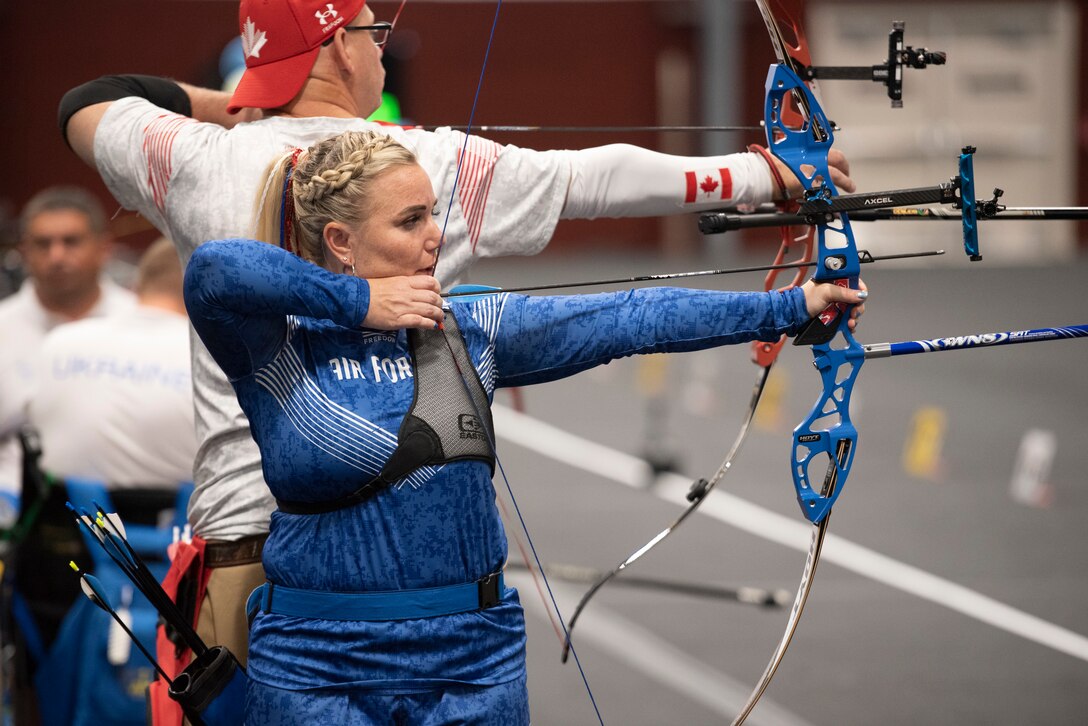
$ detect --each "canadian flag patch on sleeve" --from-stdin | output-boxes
[684,168,733,204]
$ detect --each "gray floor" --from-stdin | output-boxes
[463,247,1088,725]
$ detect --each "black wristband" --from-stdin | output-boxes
[58,74,193,145]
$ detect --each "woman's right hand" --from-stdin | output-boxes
[362,276,445,330]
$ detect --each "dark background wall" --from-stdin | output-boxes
[1,1,1084,255]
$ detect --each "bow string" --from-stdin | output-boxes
[425,2,605,722]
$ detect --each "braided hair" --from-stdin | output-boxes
[253,131,418,266]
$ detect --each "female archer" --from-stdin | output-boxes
[183,130,866,723]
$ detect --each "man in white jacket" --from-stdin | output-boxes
[59,0,854,677]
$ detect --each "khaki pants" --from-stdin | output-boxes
[195,560,267,667]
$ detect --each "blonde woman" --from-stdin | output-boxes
[184,130,866,723]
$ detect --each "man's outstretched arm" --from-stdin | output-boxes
[60,75,259,166]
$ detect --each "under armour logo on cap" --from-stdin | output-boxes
[315,4,339,25]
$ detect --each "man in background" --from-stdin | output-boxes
[0,187,135,520]
[28,237,196,493]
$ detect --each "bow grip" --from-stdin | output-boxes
[793,278,853,346]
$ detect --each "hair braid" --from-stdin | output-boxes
[252,131,418,266]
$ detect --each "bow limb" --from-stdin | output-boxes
[757,0,814,78]
[560,363,771,662]
[559,0,820,665]
[732,514,830,725]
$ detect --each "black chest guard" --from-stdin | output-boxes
[276,312,496,515]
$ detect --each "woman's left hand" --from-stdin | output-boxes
[800,277,868,332]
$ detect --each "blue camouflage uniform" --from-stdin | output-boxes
[183,239,809,724]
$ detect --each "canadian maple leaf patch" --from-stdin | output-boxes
[684,168,732,204]
[242,17,268,59]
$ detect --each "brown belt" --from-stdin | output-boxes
[203,533,269,568]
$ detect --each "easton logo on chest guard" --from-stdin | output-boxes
[458,414,486,440]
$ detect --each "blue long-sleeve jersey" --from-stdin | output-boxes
[183,239,808,693]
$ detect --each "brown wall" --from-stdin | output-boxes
[389,1,713,251]
[0,1,240,249]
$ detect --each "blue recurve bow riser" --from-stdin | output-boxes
[764,62,863,524]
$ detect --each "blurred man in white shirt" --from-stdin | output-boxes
[28,237,195,490]
[0,187,135,520]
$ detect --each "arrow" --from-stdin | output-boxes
[443,249,944,298]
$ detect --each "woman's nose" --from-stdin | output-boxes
[425,219,442,250]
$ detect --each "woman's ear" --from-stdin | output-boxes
[323,222,354,268]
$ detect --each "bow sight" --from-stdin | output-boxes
[800,21,947,107]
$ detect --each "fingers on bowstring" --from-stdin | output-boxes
[404,313,442,331]
[417,301,445,326]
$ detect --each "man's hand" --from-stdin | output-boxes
[772,148,855,199]
[180,83,262,127]
[362,276,445,330]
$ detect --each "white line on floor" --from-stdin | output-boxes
[508,571,816,726]
[493,404,1088,665]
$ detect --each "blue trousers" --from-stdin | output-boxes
[245,675,529,725]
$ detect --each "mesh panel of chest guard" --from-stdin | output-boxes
[407,312,495,462]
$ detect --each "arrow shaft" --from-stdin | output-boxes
[425,124,762,133]
[443,249,944,297]
[101,595,174,685]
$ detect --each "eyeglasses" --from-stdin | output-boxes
[322,21,394,48]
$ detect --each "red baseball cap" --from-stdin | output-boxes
[227,0,367,113]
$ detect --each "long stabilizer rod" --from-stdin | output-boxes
[864,324,1088,359]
